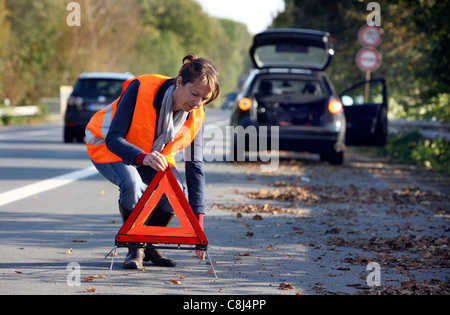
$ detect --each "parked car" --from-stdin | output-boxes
[64,72,134,143]
[221,92,237,109]
[230,28,387,164]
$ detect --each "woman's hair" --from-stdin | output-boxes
[178,53,220,105]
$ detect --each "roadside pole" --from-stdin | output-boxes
[356,25,382,102]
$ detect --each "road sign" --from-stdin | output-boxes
[358,25,383,48]
[356,47,381,72]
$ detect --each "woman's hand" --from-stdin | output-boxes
[142,151,168,171]
[195,213,205,260]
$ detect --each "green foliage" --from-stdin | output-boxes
[133,0,252,98]
[2,0,66,105]
[272,0,450,122]
[0,0,251,107]
[362,131,450,175]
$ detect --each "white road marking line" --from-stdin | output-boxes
[0,119,226,207]
[0,166,98,207]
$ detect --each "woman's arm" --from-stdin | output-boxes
[185,123,206,215]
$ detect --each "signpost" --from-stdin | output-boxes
[356,25,383,102]
[358,25,383,48]
[356,47,381,72]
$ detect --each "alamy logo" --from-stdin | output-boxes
[67,2,81,27]
[366,262,381,287]
[366,2,381,26]
[66,262,81,287]
[172,124,280,173]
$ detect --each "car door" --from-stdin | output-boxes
[340,78,387,146]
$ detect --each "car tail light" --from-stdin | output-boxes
[68,96,84,110]
[238,97,251,111]
[328,98,343,115]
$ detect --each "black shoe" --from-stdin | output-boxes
[144,248,177,267]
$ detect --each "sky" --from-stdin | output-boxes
[195,0,285,34]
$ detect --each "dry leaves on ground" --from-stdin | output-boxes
[327,234,449,295]
[279,282,295,290]
[354,279,450,295]
[245,182,448,206]
[211,203,293,214]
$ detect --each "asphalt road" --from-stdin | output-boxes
[0,109,448,296]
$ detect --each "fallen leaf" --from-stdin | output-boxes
[108,251,118,257]
[325,228,340,234]
[86,288,96,293]
[65,248,73,255]
[279,282,295,290]
[253,215,263,220]
[83,277,93,282]
[170,279,181,284]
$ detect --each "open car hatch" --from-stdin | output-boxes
[250,28,334,71]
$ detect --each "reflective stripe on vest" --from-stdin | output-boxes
[86,102,114,146]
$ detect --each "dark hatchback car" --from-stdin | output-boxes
[230,28,387,164]
[64,72,134,143]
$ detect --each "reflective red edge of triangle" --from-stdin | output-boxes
[115,168,208,247]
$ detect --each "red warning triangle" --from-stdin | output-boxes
[115,168,208,247]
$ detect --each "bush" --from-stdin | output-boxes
[360,131,450,175]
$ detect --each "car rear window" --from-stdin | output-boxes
[72,79,124,98]
[254,44,329,70]
[252,78,324,96]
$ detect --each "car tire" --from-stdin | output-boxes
[76,134,85,143]
[320,150,344,165]
[64,128,74,143]
[373,108,387,146]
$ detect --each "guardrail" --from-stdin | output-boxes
[0,105,40,117]
[1,106,448,142]
[389,119,450,141]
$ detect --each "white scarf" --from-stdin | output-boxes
[151,84,188,152]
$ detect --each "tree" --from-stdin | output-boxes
[58,0,140,85]
[0,0,251,107]
[133,0,251,96]
[271,0,450,121]
[2,0,65,105]
[0,0,11,104]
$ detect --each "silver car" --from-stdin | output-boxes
[230,28,387,164]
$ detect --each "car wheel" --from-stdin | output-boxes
[76,134,85,143]
[64,128,74,143]
[320,150,344,165]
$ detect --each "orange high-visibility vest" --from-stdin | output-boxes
[85,74,205,167]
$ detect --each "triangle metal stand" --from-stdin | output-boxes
[105,168,217,279]
[105,244,217,280]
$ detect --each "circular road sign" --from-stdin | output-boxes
[358,25,383,47]
[356,47,381,72]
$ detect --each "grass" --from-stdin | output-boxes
[358,131,450,176]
